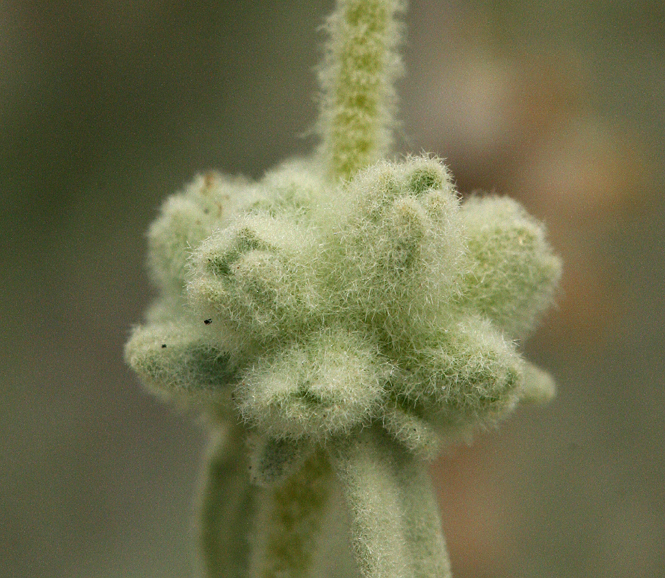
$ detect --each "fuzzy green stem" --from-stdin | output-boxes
[249,448,333,578]
[330,426,451,578]
[197,424,256,578]
[318,0,405,181]
[394,444,452,577]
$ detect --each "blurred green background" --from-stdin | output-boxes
[2,1,663,577]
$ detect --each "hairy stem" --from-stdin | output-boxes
[330,426,451,578]
[394,443,452,578]
[318,0,405,181]
[249,448,333,578]
[197,424,256,578]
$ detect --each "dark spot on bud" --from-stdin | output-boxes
[204,318,213,325]
[204,171,218,190]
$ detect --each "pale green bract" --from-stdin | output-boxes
[124,1,561,576]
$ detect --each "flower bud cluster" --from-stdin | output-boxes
[126,155,561,461]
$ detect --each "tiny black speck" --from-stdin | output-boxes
[204,318,213,325]
[161,344,167,348]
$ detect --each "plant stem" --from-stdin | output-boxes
[318,0,405,181]
[330,426,452,578]
[248,448,333,578]
[197,424,256,578]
